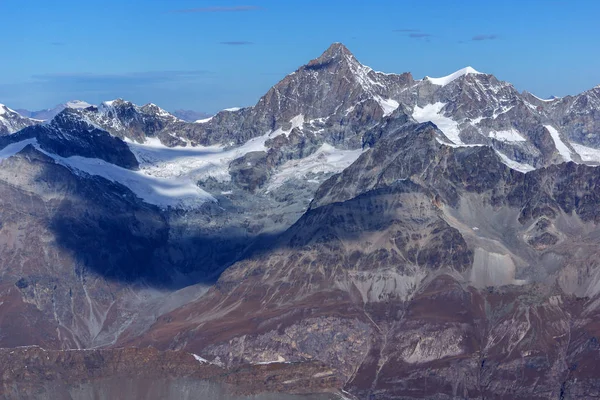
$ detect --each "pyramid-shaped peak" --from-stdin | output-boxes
[310,42,356,65]
[323,42,351,56]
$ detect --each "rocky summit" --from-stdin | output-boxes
[0,43,600,399]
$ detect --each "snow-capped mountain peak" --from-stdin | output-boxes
[0,103,37,134]
[100,99,125,109]
[425,66,484,86]
[13,100,94,121]
[140,102,177,118]
[65,100,93,109]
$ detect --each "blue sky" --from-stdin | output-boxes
[1,0,599,112]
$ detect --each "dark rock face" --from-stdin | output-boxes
[6,108,139,169]
[229,151,270,192]
[550,87,600,146]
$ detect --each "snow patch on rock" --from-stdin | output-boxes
[375,97,400,117]
[412,102,462,144]
[494,151,535,173]
[269,114,306,138]
[195,116,213,124]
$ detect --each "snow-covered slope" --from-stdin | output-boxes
[545,125,574,162]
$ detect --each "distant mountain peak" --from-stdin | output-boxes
[65,100,93,109]
[425,66,484,86]
[102,98,127,107]
[0,103,37,134]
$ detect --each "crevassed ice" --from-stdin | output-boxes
[267,143,364,191]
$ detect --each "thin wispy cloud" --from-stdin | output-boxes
[220,41,254,46]
[50,42,65,46]
[409,33,432,38]
[171,6,261,13]
[394,29,433,41]
[472,34,498,41]
[31,70,212,86]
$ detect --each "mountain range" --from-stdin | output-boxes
[0,43,599,399]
